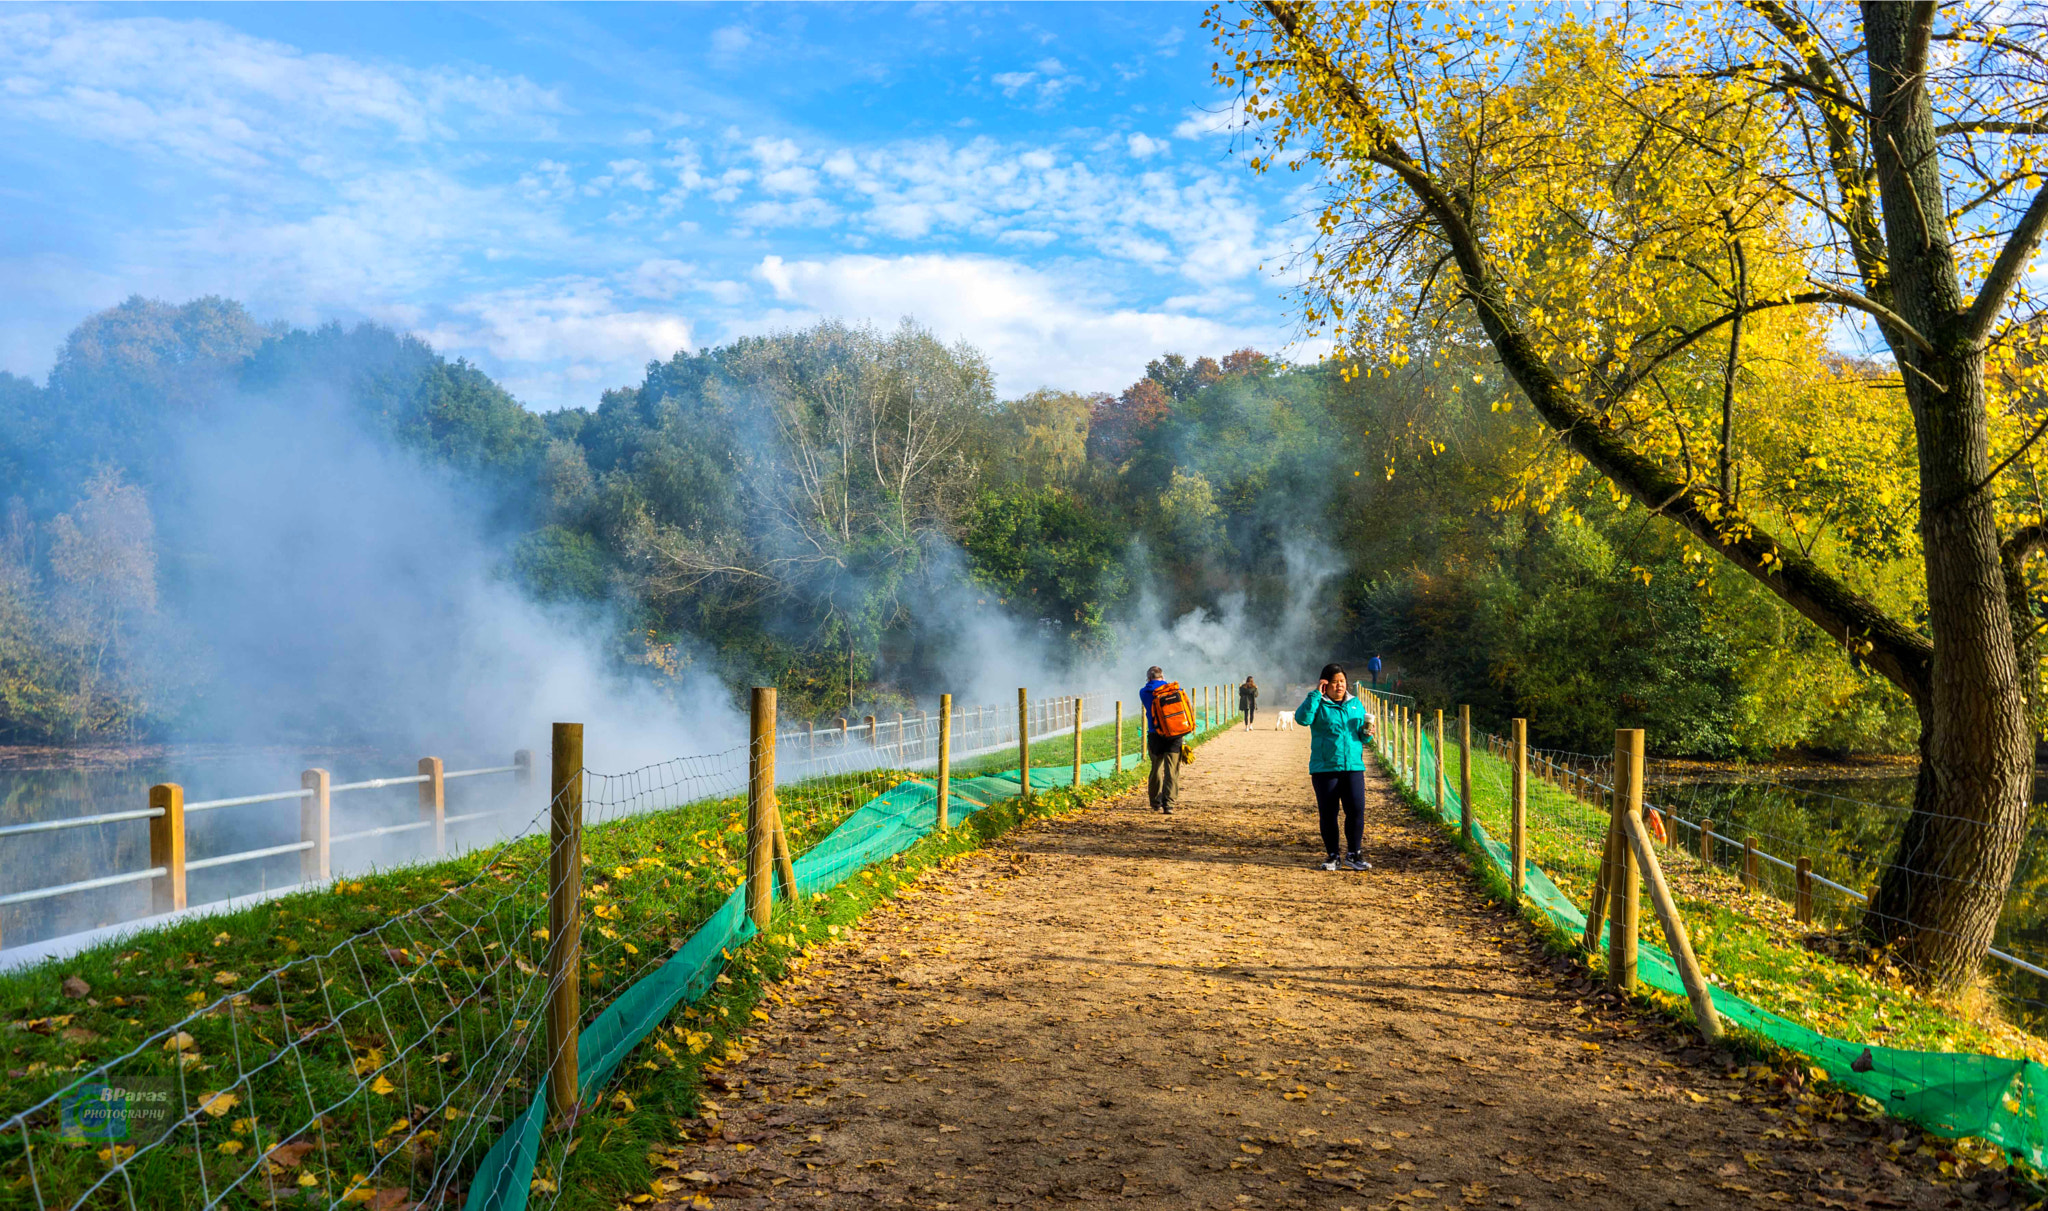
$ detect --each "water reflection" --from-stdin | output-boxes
[1650,772,2048,1019]
[0,745,542,951]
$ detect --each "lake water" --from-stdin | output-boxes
[1642,771,2048,1018]
[0,744,545,951]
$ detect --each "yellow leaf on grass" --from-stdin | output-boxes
[198,1091,240,1118]
[369,1076,398,1096]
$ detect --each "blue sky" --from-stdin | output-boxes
[1,2,1314,409]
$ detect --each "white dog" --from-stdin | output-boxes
[1276,711,1294,732]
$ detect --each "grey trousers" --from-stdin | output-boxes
[1147,736,1182,810]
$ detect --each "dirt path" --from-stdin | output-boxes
[653,727,2005,1210]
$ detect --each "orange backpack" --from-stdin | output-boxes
[1150,682,1196,738]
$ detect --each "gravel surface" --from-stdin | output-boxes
[645,726,2010,1210]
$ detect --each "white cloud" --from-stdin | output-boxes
[0,7,1309,410]
[711,25,751,56]
[420,278,694,404]
[990,57,1082,106]
[748,253,1281,393]
[0,9,563,180]
[1173,97,1250,140]
[991,71,1038,98]
[603,158,656,191]
[624,259,698,300]
[737,196,839,229]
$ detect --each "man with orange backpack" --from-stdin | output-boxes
[1139,666,1195,814]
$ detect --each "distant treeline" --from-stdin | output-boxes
[0,296,1913,755]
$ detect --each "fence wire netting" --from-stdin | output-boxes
[0,687,1232,1210]
[1367,693,2048,1170]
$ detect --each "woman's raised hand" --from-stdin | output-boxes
[1317,677,1331,697]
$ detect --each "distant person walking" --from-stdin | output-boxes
[1294,663,1374,871]
[1139,666,1189,814]
[1368,654,1383,690]
[1239,676,1258,731]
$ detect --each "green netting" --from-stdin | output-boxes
[1388,714,2048,1169]
[464,715,1204,1211]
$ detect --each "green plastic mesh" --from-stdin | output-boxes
[1396,719,2048,1169]
[464,712,1211,1211]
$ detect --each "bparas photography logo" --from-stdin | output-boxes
[57,1080,174,1142]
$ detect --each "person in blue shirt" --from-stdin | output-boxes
[1294,662,1374,871]
[1368,654,1383,689]
[1138,665,1180,814]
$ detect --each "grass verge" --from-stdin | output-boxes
[1377,743,2048,1191]
[0,714,1215,1209]
[1449,743,2048,1062]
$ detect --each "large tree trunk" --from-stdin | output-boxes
[1858,3,2033,989]
[1252,0,2045,993]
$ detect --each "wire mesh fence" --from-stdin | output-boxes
[1364,690,2048,1170]
[0,684,1241,1209]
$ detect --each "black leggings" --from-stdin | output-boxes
[1244,705,1256,724]
[1311,770,1366,856]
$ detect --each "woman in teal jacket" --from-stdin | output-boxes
[1294,662,1374,871]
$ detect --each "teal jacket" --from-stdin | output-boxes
[1295,691,1374,773]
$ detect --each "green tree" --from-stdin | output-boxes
[1220,1,2048,989]
[961,488,1130,647]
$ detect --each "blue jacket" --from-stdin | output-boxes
[1139,678,1169,734]
[1295,690,1373,773]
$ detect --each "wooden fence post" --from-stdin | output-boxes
[1392,704,1409,782]
[300,768,330,884]
[1433,709,1447,809]
[546,721,584,1124]
[771,814,797,905]
[1619,802,1723,1041]
[1071,696,1083,791]
[1607,729,1642,992]
[1399,705,1408,780]
[866,715,877,748]
[149,783,186,915]
[807,721,816,761]
[1018,687,1032,804]
[838,717,849,747]
[1392,704,1402,777]
[1796,856,1813,923]
[1743,837,1760,891]
[1511,719,1528,902]
[748,690,776,930]
[1415,709,1424,788]
[1700,817,1715,864]
[1114,700,1124,772]
[1458,705,1473,844]
[937,693,953,830]
[419,757,446,854]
